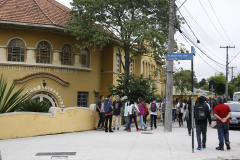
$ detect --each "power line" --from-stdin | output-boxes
[208,0,234,45]
[199,0,229,45]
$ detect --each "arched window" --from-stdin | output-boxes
[8,38,25,62]
[80,48,90,68]
[32,92,58,107]
[61,44,73,65]
[36,41,51,64]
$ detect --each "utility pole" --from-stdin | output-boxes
[164,0,175,132]
[220,46,235,101]
[229,66,237,82]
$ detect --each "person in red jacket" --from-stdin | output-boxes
[214,96,232,150]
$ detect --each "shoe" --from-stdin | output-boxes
[216,147,224,150]
[105,130,108,132]
[113,127,115,130]
[155,127,157,129]
[127,130,131,132]
[117,127,119,130]
[144,127,147,131]
[202,146,206,149]
[151,127,153,130]
[197,148,201,150]
[226,142,231,150]
[188,134,191,136]
[109,130,114,133]
[137,128,140,131]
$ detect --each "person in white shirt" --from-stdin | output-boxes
[123,96,129,130]
[148,97,159,130]
[126,99,140,132]
[177,99,185,127]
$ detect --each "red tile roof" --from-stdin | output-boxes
[0,0,71,27]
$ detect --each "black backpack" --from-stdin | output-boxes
[150,103,157,112]
[194,103,207,120]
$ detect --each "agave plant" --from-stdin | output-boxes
[0,74,30,113]
[17,99,50,113]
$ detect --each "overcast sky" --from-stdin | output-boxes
[56,0,240,82]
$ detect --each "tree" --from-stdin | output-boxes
[108,74,161,103]
[207,73,225,95]
[173,68,198,96]
[66,0,170,96]
[228,83,236,98]
[199,78,207,88]
[0,74,30,113]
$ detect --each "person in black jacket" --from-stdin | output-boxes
[194,96,211,150]
[96,95,105,129]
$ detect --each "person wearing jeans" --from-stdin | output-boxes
[148,98,159,130]
[112,95,123,130]
[214,96,231,150]
[104,95,114,133]
[96,95,105,129]
[138,97,147,130]
[126,100,140,132]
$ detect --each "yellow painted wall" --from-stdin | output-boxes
[0,107,98,140]
[0,28,104,107]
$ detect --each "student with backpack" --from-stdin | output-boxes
[96,95,105,129]
[177,99,185,127]
[123,96,130,130]
[126,99,140,132]
[194,96,211,150]
[148,98,159,130]
[104,95,114,133]
[138,97,147,131]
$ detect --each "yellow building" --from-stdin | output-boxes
[0,0,165,139]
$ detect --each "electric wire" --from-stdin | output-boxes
[208,0,234,45]
[199,0,229,45]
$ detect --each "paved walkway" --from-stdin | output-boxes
[0,121,240,160]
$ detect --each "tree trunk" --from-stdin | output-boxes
[124,45,130,97]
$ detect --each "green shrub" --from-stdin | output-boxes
[0,74,30,113]
[17,99,51,113]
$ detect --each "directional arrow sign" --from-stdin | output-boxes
[167,53,193,61]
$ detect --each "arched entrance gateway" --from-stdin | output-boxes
[32,91,58,107]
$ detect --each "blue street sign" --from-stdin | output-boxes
[167,53,193,61]
[191,46,195,55]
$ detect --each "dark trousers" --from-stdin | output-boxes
[105,114,112,131]
[196,125,207,148]
[97,112,105,128]
[217,122,230,148]
[150,114,157,128]
[162,112,165,125]
[178,113,183,126]
[172,109,176,122]
[127,114,138,130]
[143,114,148,124]
[187,119,191,134]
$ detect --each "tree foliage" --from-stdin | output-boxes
[66,0,170,95]
[199,78,207,88]
[108,74,161,103]
[173,68,199,96]
[207,73,225,95]
[17,99,50,113]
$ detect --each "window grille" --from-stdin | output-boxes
[36,41,51,64]
[116,54,120,73]
[80,48,89,68]
[61,44,73,65]
[8,38,25,62]
[77,92,88,107]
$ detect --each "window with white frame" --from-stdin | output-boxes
[80,48,90,68]
[116,54,120,73]
[36,41,51,64]
[77,92,88,107]
[8,38,25,62]
[61,44,73,65]
[129,61,133,75]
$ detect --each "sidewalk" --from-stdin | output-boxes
[0,121,240,160]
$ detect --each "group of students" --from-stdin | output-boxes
[96,95,161,132]
[175,96,231,151]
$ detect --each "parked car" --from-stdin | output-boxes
[211,102,240,128]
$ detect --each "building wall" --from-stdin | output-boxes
[0,28,103,108]
[0,107,98,140]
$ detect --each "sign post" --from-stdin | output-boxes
[167,46,195,153]
[209,80,215,114]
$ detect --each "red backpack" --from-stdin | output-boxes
[150,103,157,112]
[144,105,148,115]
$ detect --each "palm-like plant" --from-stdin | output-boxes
[0,74,30,113]
[17,99,50,113]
